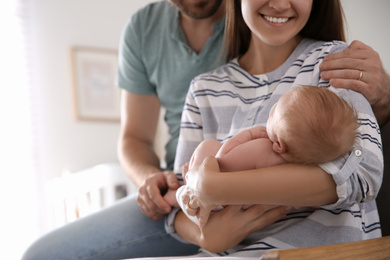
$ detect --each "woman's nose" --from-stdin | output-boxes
[268,0,291,12]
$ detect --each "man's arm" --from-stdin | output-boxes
[118,90,179,220]
[320,40,390,126]
[118,91,161,185]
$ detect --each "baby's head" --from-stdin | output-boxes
[267,85,358,165]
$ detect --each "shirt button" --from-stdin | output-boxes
[247,116,253,120]
[259,75,268,82]
[188,48,192,54]
[355,149,362,157]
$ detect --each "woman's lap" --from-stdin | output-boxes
[22,194,199,260]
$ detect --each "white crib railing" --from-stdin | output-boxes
[45,163,137,230]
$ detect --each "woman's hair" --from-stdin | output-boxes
[224,0,346,62]
[279,86,358,165]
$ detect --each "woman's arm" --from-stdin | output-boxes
[186,90,383,213]
[186,157,338,209]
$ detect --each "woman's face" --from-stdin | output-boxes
[241,0,313,47]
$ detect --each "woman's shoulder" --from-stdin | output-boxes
[190,59,246,88]
[299,39,348,59]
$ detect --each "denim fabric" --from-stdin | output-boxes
[22,194,199,260]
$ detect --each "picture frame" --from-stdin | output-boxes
[71,46,120,122]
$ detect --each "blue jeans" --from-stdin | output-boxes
[22,194,200,260]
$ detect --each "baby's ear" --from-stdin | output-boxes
[273,139,287,154]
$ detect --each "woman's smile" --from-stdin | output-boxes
[262,15,290,24]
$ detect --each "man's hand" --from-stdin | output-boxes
[320,40,390,126]
[137,171,179,220]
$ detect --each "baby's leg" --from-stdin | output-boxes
[217,138,276,171]
[188,139,222,169]
[163,189,179,207]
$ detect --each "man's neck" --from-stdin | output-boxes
[179,4,225,53]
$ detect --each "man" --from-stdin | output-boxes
[117,0,227,221]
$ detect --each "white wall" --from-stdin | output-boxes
[342,0,390,71]
[32,0,155,182]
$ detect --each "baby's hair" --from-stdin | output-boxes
[279,86,358,165]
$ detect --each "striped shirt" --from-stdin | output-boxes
[165,39,383,257]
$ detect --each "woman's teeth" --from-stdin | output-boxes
[264,16,289,24]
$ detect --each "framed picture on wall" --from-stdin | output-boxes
[71,46,120,122]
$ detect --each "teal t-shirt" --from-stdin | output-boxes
[116,1,225,170]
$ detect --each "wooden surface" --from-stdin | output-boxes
[262,236,390,260]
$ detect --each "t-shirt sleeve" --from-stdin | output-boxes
[116,12,156,95]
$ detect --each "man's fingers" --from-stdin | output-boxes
[329,78,367,93]
[321,56,367,71]
[348,40,373,51]
[164,171,179,189]
[137,189,165,220]
[249,206,291,232]
[146,183,171,213]
[321,68,371,83]
[244,204,280,215]
[323,41,372,63]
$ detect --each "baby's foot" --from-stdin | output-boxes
[163,189,179,207]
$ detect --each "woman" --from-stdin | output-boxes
[166,0,383,257]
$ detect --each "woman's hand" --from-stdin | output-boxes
[181,156,222,227]
[320,40,390,126]
[197,205,290,253]
[179,184,215,228]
